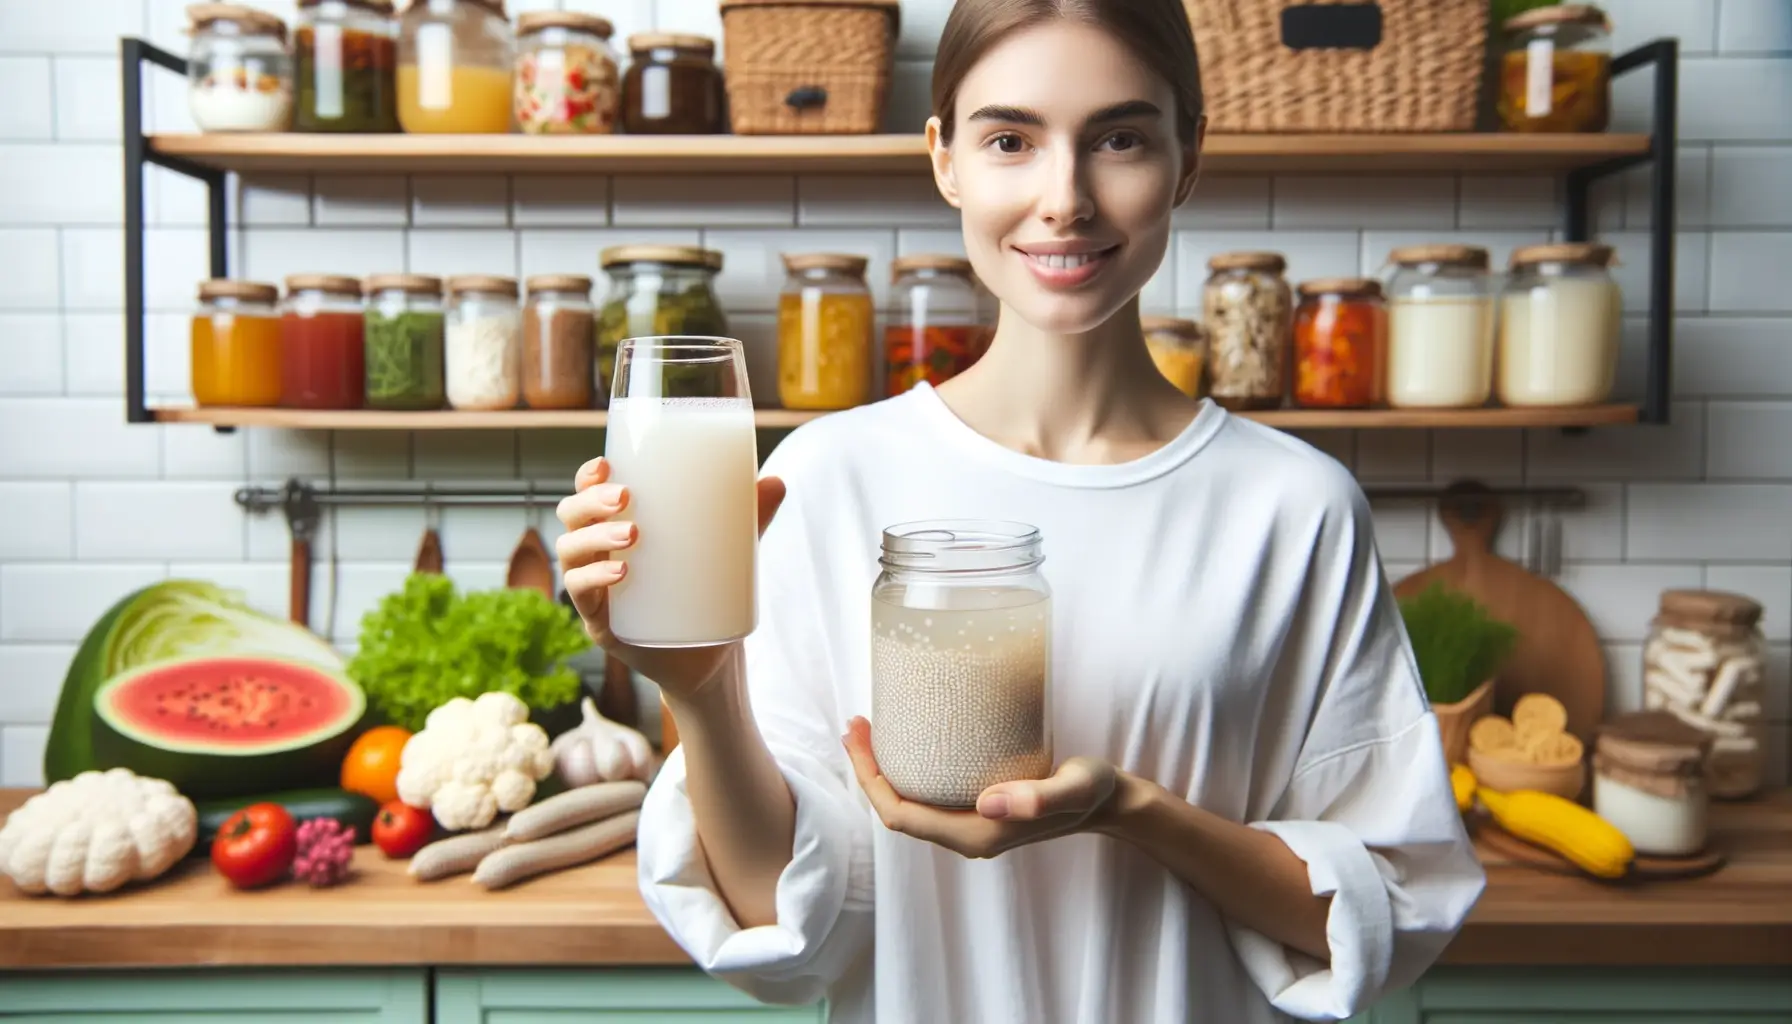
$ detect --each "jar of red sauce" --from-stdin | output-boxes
[1292,277,1386,409]
[281,273,366,408]
[885,255,991,397]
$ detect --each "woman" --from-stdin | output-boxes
[556,1,1485,1020]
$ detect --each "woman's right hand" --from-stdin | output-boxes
[556,456,786,699]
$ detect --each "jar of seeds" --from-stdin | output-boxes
[871,520,1053,808]
[1203,251,1293,410]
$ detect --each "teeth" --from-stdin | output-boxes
[1030,252,1099,269]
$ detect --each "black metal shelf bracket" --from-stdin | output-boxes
[123,36,230,425]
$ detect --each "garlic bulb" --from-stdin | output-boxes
[551,696,656,787]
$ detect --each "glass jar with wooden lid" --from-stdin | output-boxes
[1383,244,1495,409]
[1292,278,1385,409]
[281,274,365,409]
[186,3,294,132]
[1592,710,1714,857]
[1202,251,1291,411]
[522,274,596,410]
[191,279,283,407]
[1498,242,1621,407]
[886,255,989,397]
[293,0,400,133]
[1141,316,1208,399]
[1641,589,1769,800]
[397,0,514,133]
[778,253,875,410]
[515,11,620,135]
[1498,4,1612,133]
[596,245,730,402]
[621,33,725,134]
[364,273,445,411]
[445,274,522,411]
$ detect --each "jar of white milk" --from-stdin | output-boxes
[1382,244,1496,408]
[1498,242,1622,406]
[871,521,1053,808]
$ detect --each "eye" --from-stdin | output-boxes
[986,132,1028,154]
[1100,130,1146,152]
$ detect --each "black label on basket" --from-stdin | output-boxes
[1280,3,1383,50]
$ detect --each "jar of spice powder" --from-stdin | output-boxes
[621,33,724,134]
[522,274,596,410]
[1203,252,1292,411]
[281,274,365,409]
[363,273,445,410]
[445,274,522,411]
[1593,710,1713,857]
[1292,277,1386,409]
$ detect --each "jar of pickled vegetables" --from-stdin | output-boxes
[1498,4,1612,133]
[515,11,620,134]
[398,0,514,133]
[522,274,596,410]
[777,254,874,410]
[1384,244,1496,409]
[186,4,294,132]
[1499,243,1622,407]
[596,246,729,404]
[887,255,989,397]
[294,0,400,132]
[281,274,366,409]
[364,273,445,410]
[621,33,725,134]
[1203,252,1291,411]
[1292,278,1386,409]
[446,275,522,411]
[1141,316,1208,399]
[191,279,283,407]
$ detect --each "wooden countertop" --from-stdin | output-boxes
[2,788,1789,971]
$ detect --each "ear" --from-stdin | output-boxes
[1171,114,1207,209]
[926,116,963,210]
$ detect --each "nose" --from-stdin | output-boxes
[1035,141,1094,227]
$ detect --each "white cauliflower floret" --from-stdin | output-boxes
[394,692,556,831]
[0,768,197,897]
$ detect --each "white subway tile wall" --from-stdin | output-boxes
[0,0,1787,788]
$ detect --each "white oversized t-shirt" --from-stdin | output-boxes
[636,383,1486,1023]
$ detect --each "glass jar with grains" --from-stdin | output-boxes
[514,11,620,134]
[1642,589,1770,800]
[363,274,446,410]
[191,279,283,407]
[871,520,1053,809]
[886,255,991,397]
[778,253,875,410]
[1498,4,1612,133]
[596,245,729,403]
[282,274,365,409]
[397,0,514,133]
[1293,278,1386,409]
[521,274,596,410]
[1383,245,1496,409]
[445,275,522,411]
[186,4,294,132]
[621,33,725,134]
[1202,251,1292,411]
[293,0,400,132]
[1499,243,1621,407]
[1141,316,1208,399]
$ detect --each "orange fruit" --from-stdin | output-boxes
[340,725,412,805]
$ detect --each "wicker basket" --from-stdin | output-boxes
[719,0,899,135]
[1182,0,1488,133]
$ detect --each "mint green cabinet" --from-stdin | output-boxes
[0,968,427,1023]
[434,969,826,1023]
[1354,967,1792,1024]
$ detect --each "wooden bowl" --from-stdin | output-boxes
[1432,678,1494,766]
[1467,745,1587,802]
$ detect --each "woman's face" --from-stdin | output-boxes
[931,19,1200,336]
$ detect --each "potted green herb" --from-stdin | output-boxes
[1398,581,1519,765]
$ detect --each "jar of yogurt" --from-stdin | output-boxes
[1382,244,1496,408]
[1498,242,1623,407]
[186,3,295,132]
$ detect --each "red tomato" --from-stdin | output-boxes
[371,801,434,859]
[211,802,298,889]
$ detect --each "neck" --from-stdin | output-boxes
[932,297,1200,465]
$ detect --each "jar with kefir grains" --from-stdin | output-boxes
[1202,251,1291,411]
[871,521,1053,808]
[1292,277,1386,409]
[1592,710,1714,858]
[1498,242,1622,407]
[186,3,295,133]
[1642,589,1769,800]
[1383,245,1496,409]
[445,275,522,411]
[1141,316,1208,399]
[1497,4,1613,134]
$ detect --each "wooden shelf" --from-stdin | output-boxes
[150,404,1640,431]
[147,131,1654,176]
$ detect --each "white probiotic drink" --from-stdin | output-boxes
[603,395,759,647]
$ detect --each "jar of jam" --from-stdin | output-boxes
[1141,316,1208,399]
[515,11,620,134]
[397,0,514,133]
[191,279,283,407]
[363,273,446,410]
[621,33,724,134]
[522,274,596,410]
[281,274,366,409]
[1498,4,1612,133]
[1292,277,1386,409]
[1202,251,1292,411]
[886,255,990,396]
[293,0,400,132]
[778,253,875,410]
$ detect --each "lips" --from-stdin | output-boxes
[1014,242,1119,288]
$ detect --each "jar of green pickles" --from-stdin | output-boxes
[595,244,729,404]
[363,273,446,409]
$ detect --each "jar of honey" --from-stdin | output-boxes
[621,33,724,134]
[191,279,283,406]
[777,253,875,410]
[1497,4,1612,133]
[886,255,990,396]
[1292,278,1386,409]
[397,0,514,133]
[281,274,366,409]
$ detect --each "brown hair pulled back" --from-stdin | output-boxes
[931,0,1206,145]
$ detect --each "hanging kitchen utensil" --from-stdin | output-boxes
[507,487,556,598]
[1393,480,1607,744]
[283,480,320,629]
[414,484,444,575]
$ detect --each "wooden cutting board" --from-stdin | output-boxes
[1471,815,1727,882]
[1393,482,1606,743]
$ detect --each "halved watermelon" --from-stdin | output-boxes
[91,655,369,801]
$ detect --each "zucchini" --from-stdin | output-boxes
[193,787,380,852]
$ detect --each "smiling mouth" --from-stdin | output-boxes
[1014,244,1120,286]
[1021,250,1112,269]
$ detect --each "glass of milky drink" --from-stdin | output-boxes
[871,521,1053,807]
[603,336,759,647]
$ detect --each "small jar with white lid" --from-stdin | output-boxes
[1498,242,1622,407]
[186,3,295,132]
[1383,244,1496,409]
[445,274,522,411]
[1592,710,1713,857]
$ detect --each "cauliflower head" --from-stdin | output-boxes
[394,691,555,831]
[0,767,197,897]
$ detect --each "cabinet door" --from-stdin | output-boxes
[0,968,428,1024]
[1408,966,1792,1022]
[436,969,827,1024]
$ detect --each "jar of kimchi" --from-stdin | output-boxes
[1292,277,1386,409]
[886,255,989,397]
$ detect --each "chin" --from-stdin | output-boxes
[1003,295,1129,335]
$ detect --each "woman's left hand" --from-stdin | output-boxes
[842,716,1120,859]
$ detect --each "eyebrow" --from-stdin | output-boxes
[964,99,1163,128]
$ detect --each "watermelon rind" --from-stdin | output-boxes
[90,653,369,801]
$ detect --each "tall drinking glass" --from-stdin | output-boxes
[603,336,759,647]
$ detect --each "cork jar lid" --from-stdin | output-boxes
[517,11,614,38]
[365,273,442,295]
[285,273,362,296]
[186,3,288,38]
[1510,242,1617,268]
[1208,251,1286,273]
[626,32,716,54]
[1140,315,1205,334]
[600,244,720,271]
[197,278,279,304]
[1657,588,1764,627]
[782,252,869,277]
[1297,276,1383,299]
[1595,710,1712,774]
[1503,4,1610,33]
[891,254,973,278]
[446,274,519,296]
[525,273,595,293]
[1387,243,1490,268]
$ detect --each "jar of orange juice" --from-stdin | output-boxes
[398,0,514,133]
[191,279,284,406]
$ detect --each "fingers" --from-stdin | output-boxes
[842,716,916,833]
[556,519,636,568]
[572,456,610,493]
[756,476,787,538]
[976,757,1115,822]
[557,480,629,533]
[560,559,626,637]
